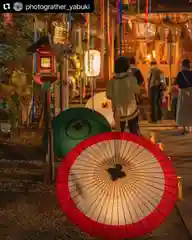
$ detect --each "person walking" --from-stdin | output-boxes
[129,57,145,134]
[174,58,192,134]
[106,56,140,134]
[148,60,167,123]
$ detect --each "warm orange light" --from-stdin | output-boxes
[40,57,51,68]
[84,50,101,77]
[146,54,151,61]
[152,50,156,59]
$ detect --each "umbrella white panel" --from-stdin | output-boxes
[85,92,115,127]
[68,140,165,226]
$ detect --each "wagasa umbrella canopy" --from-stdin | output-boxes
[56,132,178,239]
[52,107,111,157]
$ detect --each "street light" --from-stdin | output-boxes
[84,50,101,110]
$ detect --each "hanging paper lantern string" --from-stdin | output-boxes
[145,0,152,60]
[149,0,152,15]
[100,0,105,78]
[107,0,111,78]
[116,0,120,24]
[32,18,38,122]
[145,0,149,24]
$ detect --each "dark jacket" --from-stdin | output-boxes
[131,67,144,86]
[175,70,192,89]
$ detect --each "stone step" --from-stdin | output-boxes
[0,158,60,177]
[0,159,43,187]
[0,179,43,192]
[0,159,43,169]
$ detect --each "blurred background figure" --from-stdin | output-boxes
[171,80,179,121]
[148,60,167,123]
[129,57,144,86]
[174,58,192,135]
[129,57,144,135]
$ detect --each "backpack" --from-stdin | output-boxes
[131,68,144,86]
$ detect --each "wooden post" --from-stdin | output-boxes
[111,18,115,74]
[54,76,60,116]
[59,62,63,112]
[44,89,55,184]
[79,28,83,104]
[44,16,55,184]
[62,57,69,110]
[100,0,105,79]
[107,0,111,79]
[168,43,172,111]
[62,15,69,110]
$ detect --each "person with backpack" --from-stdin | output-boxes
[130,57,145,86]
[148,60,167,123]
[129,57,144,134]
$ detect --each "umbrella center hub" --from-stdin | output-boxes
[72,121,83,130]
[107,164,126,181]
[66,119,91,140]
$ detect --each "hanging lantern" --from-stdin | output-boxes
[136,23,156,38]
[84,50,101,77]
[35,46,57,83]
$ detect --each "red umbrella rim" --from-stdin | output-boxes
[56,132,178,239]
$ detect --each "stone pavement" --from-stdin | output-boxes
[0,122,192,239]
[157,128,192,239]
[140,125,192,239]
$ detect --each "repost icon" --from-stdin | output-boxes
[3,3,11,10]
[13,2,23,11]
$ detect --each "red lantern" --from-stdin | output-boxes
[36,46,57,83]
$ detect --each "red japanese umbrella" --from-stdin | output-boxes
[56,132,178,239]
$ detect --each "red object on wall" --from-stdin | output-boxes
[34,74,42,85]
